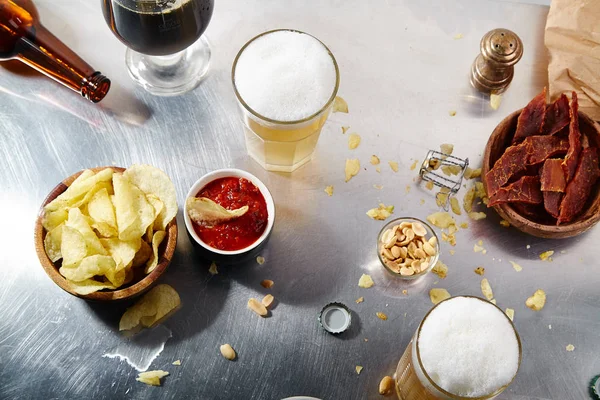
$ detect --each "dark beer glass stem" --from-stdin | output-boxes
[16,25,110,102]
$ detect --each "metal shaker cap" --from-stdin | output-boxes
[480,28,523,66]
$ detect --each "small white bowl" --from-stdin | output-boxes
[184,169,275,263]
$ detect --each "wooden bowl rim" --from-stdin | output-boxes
[34,166,178,301]
[482,108,600,239]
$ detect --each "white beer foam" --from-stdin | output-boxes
[234,30,337,122]
[418,297,519,397]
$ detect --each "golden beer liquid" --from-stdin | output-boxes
[395,339,442,400]
[243,107,331,172]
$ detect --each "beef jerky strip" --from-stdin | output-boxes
[558,147,600,224]
[561,91,581,183]
[512,88,547,144]
[540,158,566,192]
[488,176,543,207]
[543,191,563,219]
[486,135,569,197]
[543,94,570,136]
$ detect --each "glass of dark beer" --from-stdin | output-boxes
[102,0,214,95]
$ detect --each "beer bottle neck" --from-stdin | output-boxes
[16,24,110,102]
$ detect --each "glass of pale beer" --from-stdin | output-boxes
[395,296,522,400]
[232,29,340,172]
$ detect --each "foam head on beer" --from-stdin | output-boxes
[418,296,520,397]
[234,30,337,122]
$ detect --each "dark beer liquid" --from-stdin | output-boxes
[102,0,214,56]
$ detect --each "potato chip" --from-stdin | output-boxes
[324,185,334,196]
[490,94,502,110]
[463,187,475,213]
[68,278,116,295]
[65,208,107,256]
[566,344,575,352]
[146,194,164,221]
[113,173,155,241]
[41,208,68,232]
[60,255,116,283]
[525,289,546,311]
[122,165,177,231]
[480,278,494,301]
[119,284,181,331]
[376,312,387,321]
[69,181,113,210]
[44,223,64,262]
[370,155,380,165]
[509,261,523,272]
[344,159,360,182]
[429,288,451,305]
[464,167,482,180]
[468,212,487,221]
[425,181,434,190]
[172,360,181,366]
[427,212,456,229]
[356,297,364,304]
[440,144,454,155]
[539,251,554,261]
[474,267,485,275]
[341,126,350,134]
[136,370,169,386]
[410,160,418,170]
[366,204,394,220]
[442,165,462,176]
[132,240,152,267]
[355,365,363,374]
[87,187,118,237]
[431,260,448,279]
[45,169,113,212]
[145,230,166,274]
[186,197,248,228]
[332,96,349,113]
[208,261,218,275]
[448,110,457,117]
[100,237,141,271]
[358,274,374,288]
[60,225,88,267]
[348,133,361,149]
[388,161,399,172]
[505,308,515,321]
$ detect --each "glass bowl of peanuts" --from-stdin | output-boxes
[377,217,439,279]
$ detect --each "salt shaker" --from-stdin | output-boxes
[470,29,523,95]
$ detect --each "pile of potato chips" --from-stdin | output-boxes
[42,165,178,295]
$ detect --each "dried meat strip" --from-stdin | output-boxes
[561,92,581,183]
[540,158,566,192]
[512,88,547,144]
[543,94,570,136]
[488,176,543,207]
[543,191,563,219]
[486,135,569,196]
[557,147,600,224]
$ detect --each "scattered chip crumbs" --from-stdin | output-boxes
[260,279,274,288]
[208,261,218,275]
[474,244,484,253]
[376,167,381,173]
[453,33,464,39]
[436,192,449,208]
[449,197,462,215]
[459,222,468,229]
[405,185,411,194]
[370,155,381,165]
[526,245,531,249]
[388,161,399,172]
[474,267,485,275]
[490,299,497,305]
[490,93,502,110]
[420,199,425,205]
[560,250,567,254]
[481,278,494,301]
[256,256,266,265]
[425,181,434,190]
[344,159,361,182]
[566,344,575,352]
[376,312,388,321]
[136,370,169,386]
[500,220,511,227]
[427,212,456,229]
[431,260,448,279]
[410,160,418,170]
[510,261,523,272]
[449,110,457,117]
[449,249,456,255]
[402,289,408,295]
[440,143,454,155]
[172,360,181,366]
[341,126,350,134]
[373,184,383,190]
[526,289,546,311]
[482,250,487,255]
[356,297,364,304]
[366,203,394,220]
[464,167,482,180]
[505,308,515,321]
[364,338,369,342]
[463,187,475,213]
[539,251,554,261]
[324,185,334,196]
[348,133,361,149]
[333,96,348,113]
[358,274,374,288]
[355,365,363,375]
[468,212,487,221]
[477,240,483,245]
[430,288,451,305]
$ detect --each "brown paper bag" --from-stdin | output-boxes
[545,0,600,120]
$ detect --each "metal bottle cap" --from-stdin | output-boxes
[470,28,523,95]
[318,302,351,334]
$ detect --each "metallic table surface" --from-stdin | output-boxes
[0,1,596,399]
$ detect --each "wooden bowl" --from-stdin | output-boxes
[34,166,178,301]
[482,109,600,239]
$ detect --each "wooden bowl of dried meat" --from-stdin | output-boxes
[482,90,600,239]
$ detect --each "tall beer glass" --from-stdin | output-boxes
[232,29,340,172]
[396,296,522,399]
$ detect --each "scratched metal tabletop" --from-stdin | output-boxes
[1,0,597,399]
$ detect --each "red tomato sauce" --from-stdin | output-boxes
[193,177,268,251]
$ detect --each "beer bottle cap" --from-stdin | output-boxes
[318,302,351,335]
[591,375,600,399]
